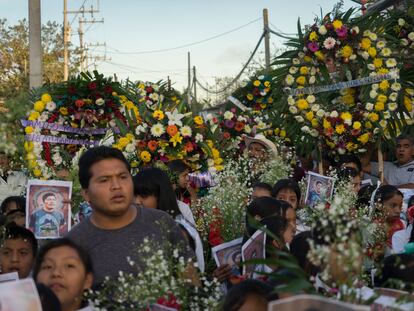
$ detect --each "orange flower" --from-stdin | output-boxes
[234,122,245,132]
[147,140,158,152]
[223,132,231,139]
[167,125,178,137]
[184,141,194,152]
[136,140,146,149]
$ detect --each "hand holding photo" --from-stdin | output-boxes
[241,230,266,276]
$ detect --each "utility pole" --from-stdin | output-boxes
[263,8,271,74]
[79,18,104,71]
[63,0,69,81]
[187,52,191,108]
[167,76,171,91]
[29,0,42,88]
[192,66,197,103]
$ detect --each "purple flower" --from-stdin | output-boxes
[308,42,319,52]
[224,120,235,129]
[336,26,348,39]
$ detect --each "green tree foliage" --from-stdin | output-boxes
[0,18,81,99]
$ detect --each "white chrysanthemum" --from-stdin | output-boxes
[244,125,252,133]
[349,54,357,60]
[365,103,374,111]
[388,102,398,111]
[330,111,339,118]
[351,26,359,34]
[150,123,165,137]
[401,38,409,46]
[386,58,397,68]
[52,153,63,166]
[379,120,387,128]
[408,32,414,41]
[369,33,377,41]
[306,95,316,104]
[371,83,379,91]
[407,89,414,96]
[294,116,304,123]
[391,82,401,91]
[389,92,398,101]
[223,111,234,120]
[301,125,310,133]
[311,104,320,112]
[195,133,203,143]
[398,18,406,26]
[318,25,327,35]
[287,96,295,106]
[46,101,56,111]
[370,90,378,99]
[316,109,325,117]
[361,51,370,60]
[292,58,300,65]
[367,64,376,71]
[298,52,305,59]
[381,48,391,56]
[310,129,319,137]
[309,76,316,84]
[363,30,372,37]
[285,75,294,85]
[135,123,148,135]
[289,67,298,74]
[95,98,105,106]
[338,148,346,155]
[125,143,135,153]
[376,41,386,49]
[289,106,298,114]
[38,112,49,122]
[180,125,192,137]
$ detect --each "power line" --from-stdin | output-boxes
[195,32,265,95]
[93,17,262,55]
[69,0,88,26]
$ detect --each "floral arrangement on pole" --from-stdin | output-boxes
[88,238,222,310]
[234,75,273,112]
[112,80,223,172]
[22,71,131,179]
[273,9,407,157]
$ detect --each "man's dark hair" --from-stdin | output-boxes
[253,182,272,193]
[4,223,38,256]
[221,279,278,311]
[337,167,359,182]
[78,146,131,189]
[167,159,190,175]
[33,238,93,280]
[337,154,362,173]
[1,196,26,215]
[290,231,319,277]
[396,134,414,146]
[42,192,56,202]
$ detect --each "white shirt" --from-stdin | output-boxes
[177,200,196,226]
[392,224,412,254]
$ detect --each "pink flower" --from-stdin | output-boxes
[308,42,319,52]
[335,25,348,39]
[323,37,336,49]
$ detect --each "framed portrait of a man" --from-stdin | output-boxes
[26,179,72,239]
[304,172,335,207]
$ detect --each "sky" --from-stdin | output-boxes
[1,0,357,99]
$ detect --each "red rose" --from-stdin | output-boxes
[145,86,153,93]
[104,85,113,94]
[75,99,85,108]
[223,132,231,139]
[88,82,97,90]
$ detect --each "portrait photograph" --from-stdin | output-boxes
[211,237,243,268]
[0,278,42,311]
[304,172,335,207]
[241,230,266,276]
[25,179,72,239]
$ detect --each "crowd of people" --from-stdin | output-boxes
[0,134,414,310]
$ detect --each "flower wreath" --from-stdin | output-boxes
[236,75,273,111]
[112,81,222,172]
[23,72,131,179]
[277,10,406,155]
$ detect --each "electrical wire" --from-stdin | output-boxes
[195,32,265,95]
[69,0,88,26]
[93,17,262,55]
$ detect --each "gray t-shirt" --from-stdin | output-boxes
[371,160,414,186]
[66,205,194,287]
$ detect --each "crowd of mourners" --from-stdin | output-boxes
[0,134,414,311]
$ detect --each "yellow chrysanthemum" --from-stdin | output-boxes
[247,94,254,101]
[33,168,42,177]
[118,137,130,149]
[264,81,271,87]
[315,51,325,61]
[309,31,318,41]
[253,80,261,87]
[296,99,309,110]
[311,118,319,128]
[361,38,371,50]
[300,66,309,75]
[326,140,336,149]
[379,80,389,91]
[346,142,357,151]
[207,140,214,148]
[138,83,145,89]
[41,93,52,103]
[25,126,34,134]
[340,112,352,121]
[353,121,362,130]
[34,101,45,112]
[368,47,377,58]
[296,76,306,86]
[335,124,345,134]
[194,116,204,125]
[267,97,273,104]
[279,130,286,138]
[126,133,134,141]
[341,45,353,58]
[368,112,379,122]
[404,96,413,111]
[305,111,314,121]
[365,121,373,129]
[377,94,387,103]
[342,94,355,105]
[358,133,370,144]
[140,151,151,163]
[377,68,389,74]
[375,102,385,111]
[323,118,332,129]
[274,128,280,135]
[373,58,383,68]
[304,56,312,62]
[332,20,343,29]
[59,107,68,115]
[28,111,40,121]
[153,110,165,120]
[212,148,220,159]
[24,141,34,152]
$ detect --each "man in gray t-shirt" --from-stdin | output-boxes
[65,146,194,287]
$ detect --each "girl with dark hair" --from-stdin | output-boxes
[33,238,93,311]
[167,159,197,206]
[133,167,204,272]
[392,196,414,253]
[0,195,26,215]
[373,185,405,249]
[271,179,301,210]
